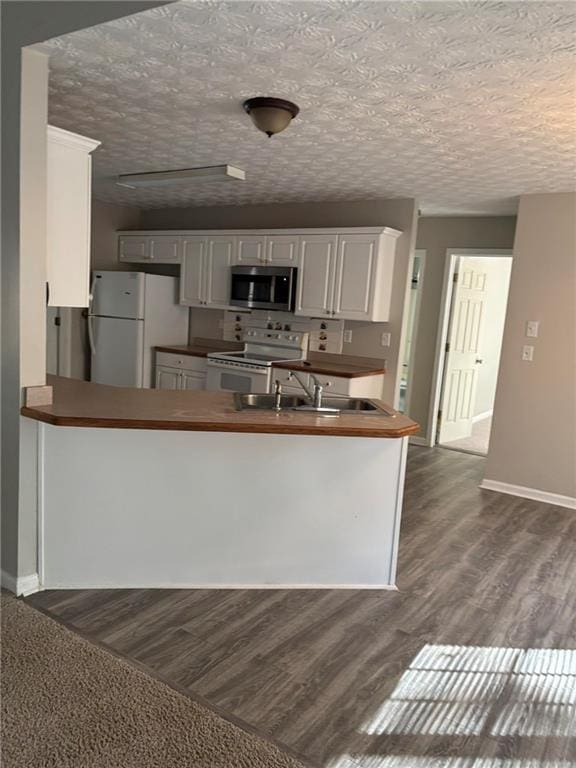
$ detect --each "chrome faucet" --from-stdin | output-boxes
[287,371,329,409]
[273,379,283,411]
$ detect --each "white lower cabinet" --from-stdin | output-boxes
[155,352,207,390]
[155,366,182,390]
[181,372,206,390]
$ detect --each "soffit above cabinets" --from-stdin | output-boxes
[38,0,576,214]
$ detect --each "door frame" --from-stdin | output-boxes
[401,249,426,416]
[46,307,73,377]
[425,248,513,448]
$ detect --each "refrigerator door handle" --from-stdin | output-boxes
[89,274,97,312]
[88,314,96,356]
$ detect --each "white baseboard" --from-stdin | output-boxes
[480,480,576,510]
[409,436,431,447]
[1,570,41,596]
[472,410,493,423]
[41,582,398,591]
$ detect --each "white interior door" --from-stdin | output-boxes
[439,258,489,443]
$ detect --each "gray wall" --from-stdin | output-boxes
[1,1,168,583]
[141,197,419,405]
[410,216,517,436]
[485,193,576,499]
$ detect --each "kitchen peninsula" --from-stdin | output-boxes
[23,376,418,591]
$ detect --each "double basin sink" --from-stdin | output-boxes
[234,393,394,417]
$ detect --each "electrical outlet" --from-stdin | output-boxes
[522,345,534,361]
[526,321,540,338]
[381,332,391,347]
[343,330,353,343]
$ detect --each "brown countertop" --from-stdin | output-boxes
[155,337,243,358]
[22,376,418,439]
[274,352,386,378]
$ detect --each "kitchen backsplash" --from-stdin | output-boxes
[222,310,344,354]
[188,307,390,360]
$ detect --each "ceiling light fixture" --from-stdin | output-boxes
[116,164,245,188]
[243,97,300,138]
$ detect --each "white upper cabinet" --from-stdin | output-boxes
[266,234,299,266]
[47,126,100,307]
[234,233,298,265]
[180,235,235,308]
[149,236,182,262]
[119,236,150,262]
[120,227,401,321]
[204,236,235,307]
[119,234,181,263]
[180,236,206,307]
[333,234,379,321]
[236,234,266,264]
[295,234,338,317]
[296,229,400,321]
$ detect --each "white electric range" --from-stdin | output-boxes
[206,329,308,393]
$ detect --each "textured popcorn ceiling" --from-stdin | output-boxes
[39,0,576,213]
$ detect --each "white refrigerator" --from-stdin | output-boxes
[88,271,189,388]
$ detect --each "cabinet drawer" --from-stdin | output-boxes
[156,352,207,372]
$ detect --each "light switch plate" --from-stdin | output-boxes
[526,320,540,338]
[343,330,353,343]
[522,345,534,361]
[381,332,391,347]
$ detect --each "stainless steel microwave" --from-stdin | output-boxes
[230,266,297,311]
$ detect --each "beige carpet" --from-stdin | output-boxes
[1,594,306,768]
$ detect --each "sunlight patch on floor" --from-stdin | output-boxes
[358,644,576,738]
[326,757,576,768]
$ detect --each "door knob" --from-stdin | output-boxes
[475,358,484,364]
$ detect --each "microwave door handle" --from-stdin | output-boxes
[269,275,276,304]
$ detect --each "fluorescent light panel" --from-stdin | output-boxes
[116,164,245,188]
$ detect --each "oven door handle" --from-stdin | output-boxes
[206,360,269,374]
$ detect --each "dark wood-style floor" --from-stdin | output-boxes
[29,447,576,767]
